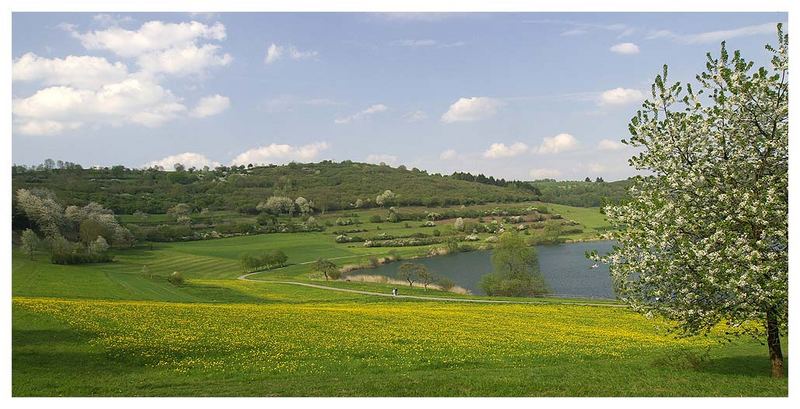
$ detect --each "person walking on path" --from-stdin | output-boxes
[392,288,398,297]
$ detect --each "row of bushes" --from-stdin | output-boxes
[240,250,289,272]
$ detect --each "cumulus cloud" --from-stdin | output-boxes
[609,42,640,54]
[145,152,220,170]
[64,20,231,78]
[404,110,427,122]
[439,149,457,160]
[190,94,230,118]
[536,133,578,154]
[587,162,607,173]
[334,104,388,124]
[13,19,233,136]
[529,168,561,179]
[646,22,780,44]
[598,138,626,151]
[231,142,330,166]
[16,120,82,136]
[137,43,231,76]
[13,79,187,135]
[365,154,399,166]
[265,43,318,64]
[92,14,135,28]
[441,97,503,123]
[599,88,644,106]
[70,20,226,58]
[12,53,129,89]
[483,142,529,159]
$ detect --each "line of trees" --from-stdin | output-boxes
[14,188,133,264]
[450,172,541,194]
[239,250,289,272]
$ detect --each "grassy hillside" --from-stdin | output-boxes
[11,218,788,396]
[13,248,787,397]
[12,161,538,215]
[529,179,632,207]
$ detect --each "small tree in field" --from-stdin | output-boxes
[312,258,339,281]
[21,228,40,260]
[480,232,547,297]
[398,262,426,287]
[593,26,788,378]
[417,266,435,290]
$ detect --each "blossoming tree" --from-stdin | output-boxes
[595,26,788,377]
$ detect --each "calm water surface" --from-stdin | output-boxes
[353,240,616,299]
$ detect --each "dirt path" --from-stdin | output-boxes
[238,271,625,308]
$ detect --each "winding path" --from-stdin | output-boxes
[238,269,626,308]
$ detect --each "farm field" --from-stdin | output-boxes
[10,200,788,396]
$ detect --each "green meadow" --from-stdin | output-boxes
[11,201,787,396]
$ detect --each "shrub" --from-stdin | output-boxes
[437,277,456,291]
[168,271,185,286]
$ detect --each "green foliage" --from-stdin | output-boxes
[398,262,428,287]
[597,27,788,377]
[11,161,537,215]
[240,250,289,272]
[311,258,340,280]
[167,271,185,286]
[528,179,632,207]
[20,229,40,260]
[480,232,548,297]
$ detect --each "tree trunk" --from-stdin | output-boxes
[767,307,784,378]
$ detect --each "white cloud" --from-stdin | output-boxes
[598,139,626,151]
[404,110,427,122]
[92,14,135,28]
[13,19,236,136]
[190,94,230,118]
[441,97,503,123]
[529,168,561,179]
[599,88,644,106]
[12,53,129,89]
[231,142,330,166]
[374,13,457,22]
[587,162,607,173]
[561,29,588,36]
[70,20,226,58]
[390,39,465,48]
[264,43,318,64]
[13,78,187,134]
[335,104,388,124]
[536,133,578,154]
[16,120,82,136]
[646,22,780,44]
[137,43,231,76]
[483,142,529,159]
[439,149,457,160]
[609,42,640,55]
[392,39,437,47]
[145,152,220,170]
[261,95,341,113]
[365,154,399,166]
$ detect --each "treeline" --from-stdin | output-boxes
[450,172,541,193]
[239,250,288,273]
[527,179,632,207]
[12,160,538,215]
[14,188,133,265]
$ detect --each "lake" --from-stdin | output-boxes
[352,240,617,299]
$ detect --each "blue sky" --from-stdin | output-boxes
[11,12,787,181]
